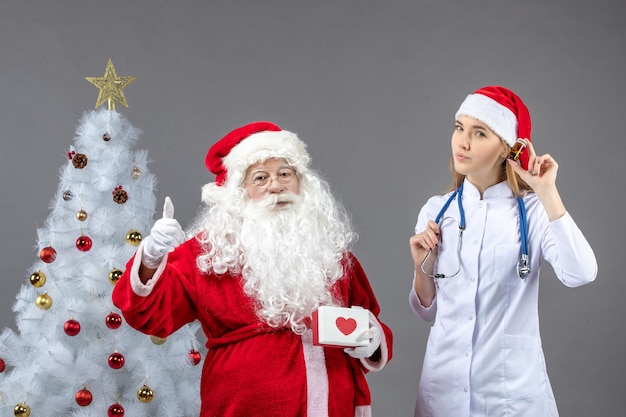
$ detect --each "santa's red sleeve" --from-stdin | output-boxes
[111,239,201,338]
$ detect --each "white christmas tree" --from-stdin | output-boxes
[0,60,202,417]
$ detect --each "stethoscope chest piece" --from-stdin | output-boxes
[517,254,531,279]
[515,196,531,279]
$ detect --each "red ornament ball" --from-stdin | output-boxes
[108,352,125,369]
[0,358,5,372]
[76,236,93,252]
[105,313,122,329]
[189,349,202,366]
[108,403,124,417]
[75,388,93,406]
[64,319,81,336]
[39,246,57,263]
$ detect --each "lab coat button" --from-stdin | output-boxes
[468,316,473,320]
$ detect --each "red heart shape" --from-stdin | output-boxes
[336,317,357,335]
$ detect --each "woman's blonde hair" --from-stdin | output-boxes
[446,142,532,197]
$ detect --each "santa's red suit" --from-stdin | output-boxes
[112,237,393,417]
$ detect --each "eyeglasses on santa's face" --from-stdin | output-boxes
[246,167,297,189]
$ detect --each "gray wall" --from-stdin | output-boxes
[1,1,622,416]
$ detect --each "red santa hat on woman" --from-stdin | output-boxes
[455,86,532,170]
[204,121,311,189]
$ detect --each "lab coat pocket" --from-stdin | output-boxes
[494,244,522,286]
[503,334,548,400]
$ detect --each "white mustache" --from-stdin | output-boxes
[253,192,299,209]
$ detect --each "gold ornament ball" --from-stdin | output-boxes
[150,335,167,345]
[29,270,46,288]
[126,230,142,246]
[14,403,30,417]
[108,268,123,285]
[76,209,88,221]
[137,385,154,403]
[35,293,53,310]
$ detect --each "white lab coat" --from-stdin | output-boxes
[410,179,597,417]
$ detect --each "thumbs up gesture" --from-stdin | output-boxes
[142,197,186,269]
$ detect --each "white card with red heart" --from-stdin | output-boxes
[311,306,370,347]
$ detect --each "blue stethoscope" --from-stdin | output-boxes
[420,181,531,280]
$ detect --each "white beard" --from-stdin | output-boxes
[239,193,342,334]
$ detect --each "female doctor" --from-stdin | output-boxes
[409,86,597,417]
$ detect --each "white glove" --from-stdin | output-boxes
[142,197,186,269]
[343,310,382,359]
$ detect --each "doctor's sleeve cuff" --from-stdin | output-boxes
[548,212,598,286]
[409,283,437,322]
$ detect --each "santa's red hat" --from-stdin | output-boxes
[205,121,310,186]
[455,86,532,169]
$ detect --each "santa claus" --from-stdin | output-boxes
[112,121,393,417]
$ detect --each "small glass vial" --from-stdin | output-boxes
[508,139,527,161]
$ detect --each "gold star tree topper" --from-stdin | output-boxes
[85,59,136,110]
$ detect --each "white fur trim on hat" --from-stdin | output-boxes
[222,129,311,182]
[455,93,518,146]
